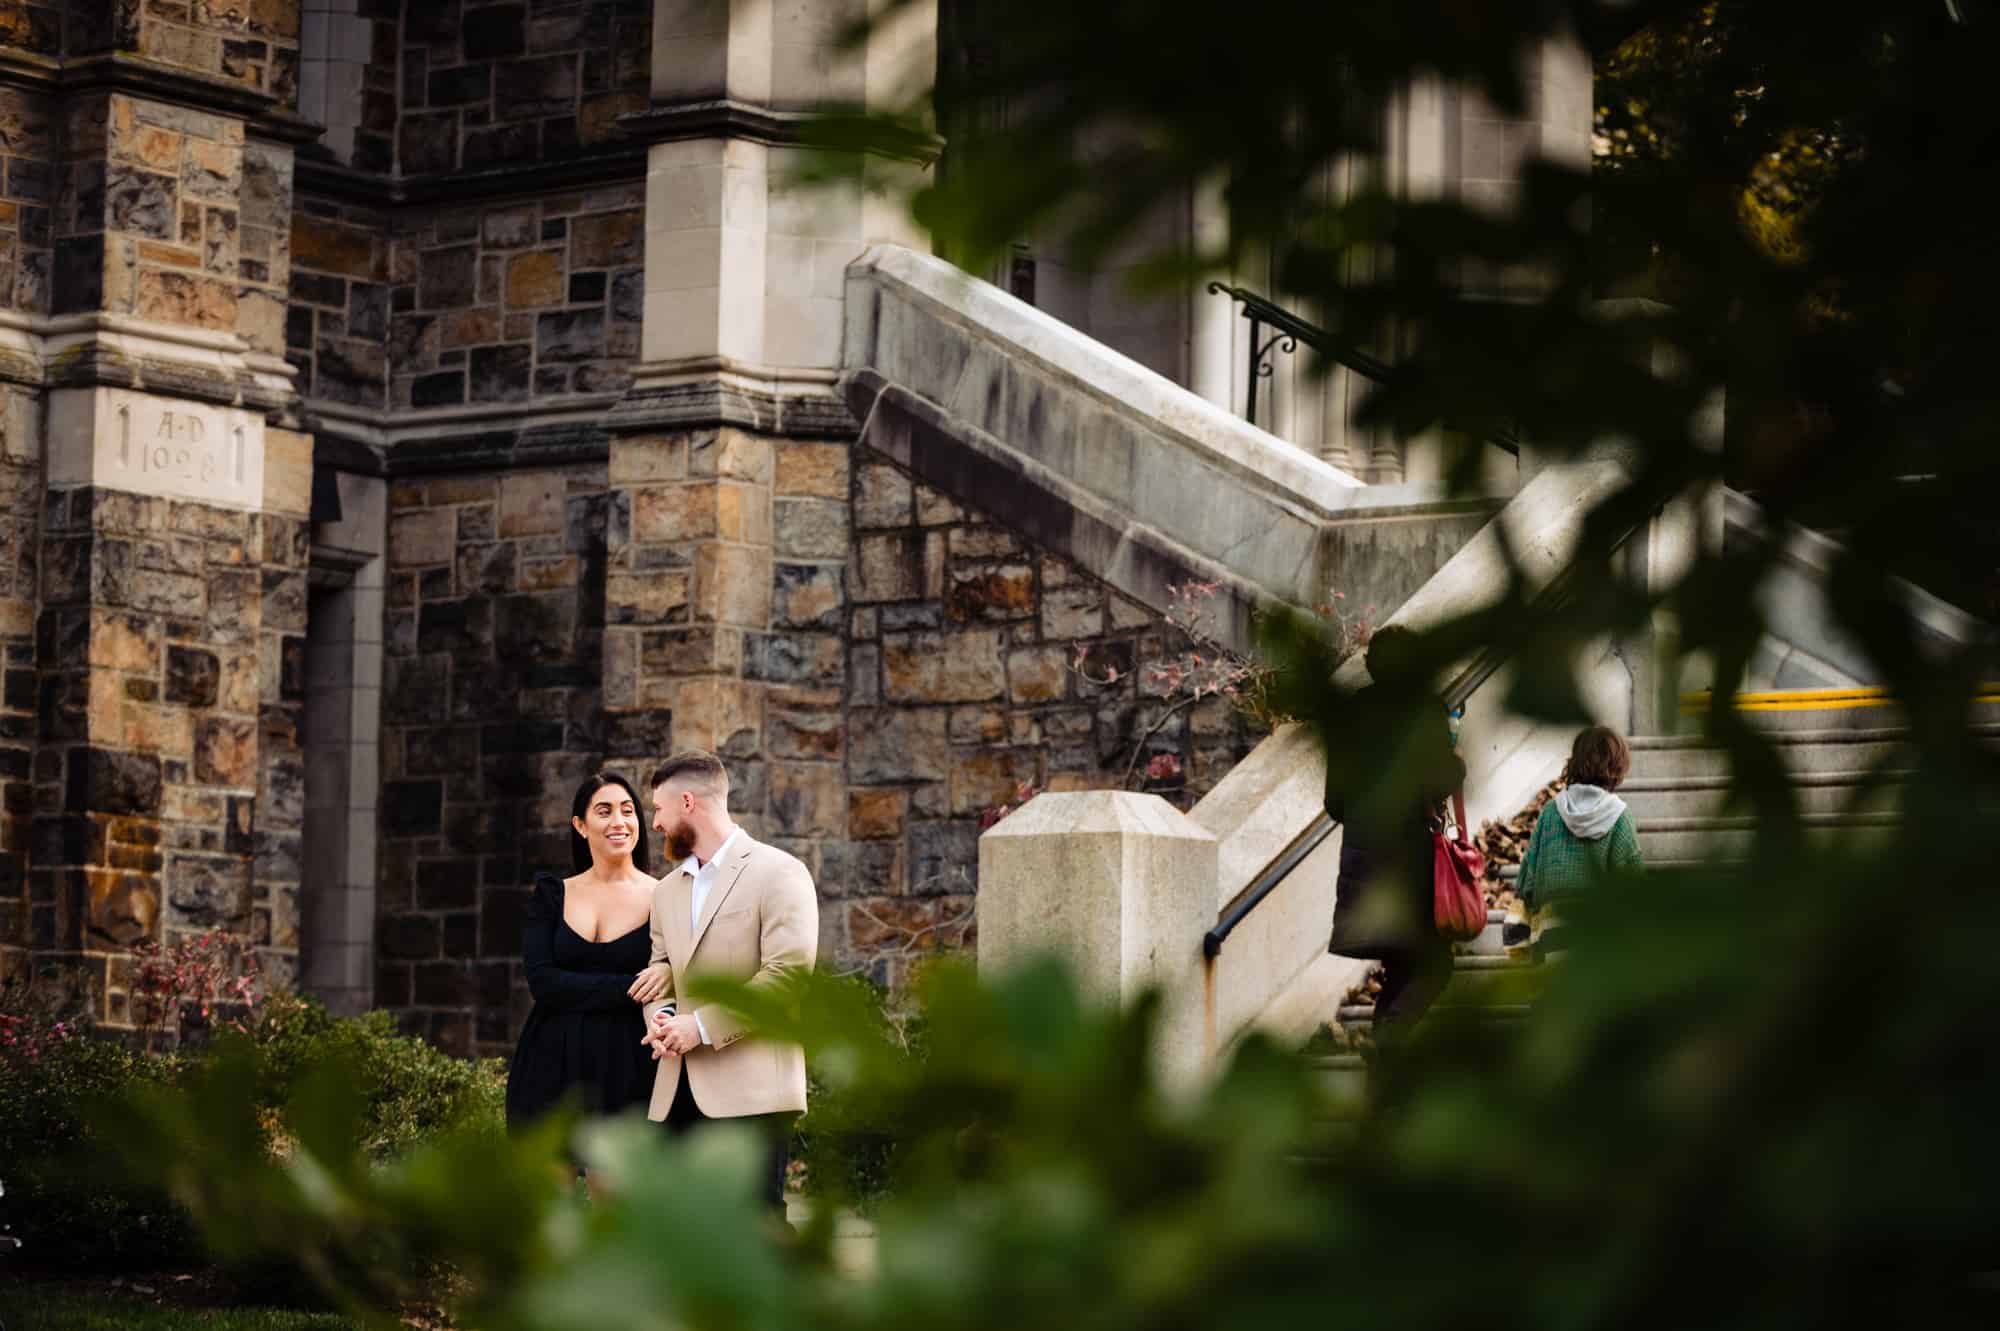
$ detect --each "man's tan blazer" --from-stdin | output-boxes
[642,833,818,1120]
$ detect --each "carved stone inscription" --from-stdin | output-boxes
[46,387,266,510]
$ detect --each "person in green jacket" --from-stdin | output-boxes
[1515,725,1643,956]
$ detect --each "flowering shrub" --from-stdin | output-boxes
[130,930,265,1052]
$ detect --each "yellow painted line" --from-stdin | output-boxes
[1681,686,2000,714]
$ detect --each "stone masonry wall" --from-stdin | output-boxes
[0,383,41,981]
[28,487,309,1020]
[382,428,1265,1051]
[399,0,649,175]
[288,186,645,409]
[0,89,54,316]
[375,463,619,1054]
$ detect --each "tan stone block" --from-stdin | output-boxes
[0,597,34,639]
[608,572,690,624]
[768,762,844,837]
[715,482,771,544]
[644,677,760,753]
[124,126,183,172]
[916,484,961,526]
[90,612,161,672]
[775,442,848,499]
[440,307,502,347]
[570,209,642,266]
[948,706,1007,744]
[631,483,717,543]
[694,544,771,627]
[425,476,498,505]
[1109,595,1154,631]
[518,557,580,591]
[196,716,258,787]
[691,429,772,482]
[950,525,1022,559]
[847,897,939,950]
[848,788,906,840]
[610,434,690,484]
[853,531,944,602]
[262,427,313,517]
[768,709,843,761]
[1008,645,1070,704]
[218,648,259,715]
[854,461,912,528]
[505,251,564,307]
[135,269,236,330]
[951,745,1043,815]
[499,472,564,536]
[505,312,535,341]
[883,630,1007,703]
[389,509,455,566]
[948,564,1035,623]
[291,215,379,279]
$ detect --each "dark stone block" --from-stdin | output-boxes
[386,655,449,723]
[543,116,579,156]
[292,270,346,307]
[165,645,220,706]
[534,367,570,396]
[463,122,539,169]
[347,282,389,340]
[226,795,256,855]
[6,156,50,202]
[428,64,492,105]
[167,856,251,928]
[540,216,567,242]
[480,884,529,957]
[908,820,981,895]
[104,165,176,239]
[772,562,846,631]
[481,752,539,800]
[380,912,441,960]
[574,364,630,394]
[400,112,458,174]
[4,669,35,711]
[442,913,478,959]
[254,831,302,882]
[493,52,575,116]
[418,598,494,656]
[261,568,309,635]
[405,725,480,775]
[480,720,566,754]
[419,245,478,309]
[464,3,527,59]
[568,271,605,303]
[415,959,477,1004]
[382,780,445,836]
[603,709,674,758]
[353,132,395,175]
[419,567,455,600]
[880,603,946,632]
[315,338,388,408]
[66,748,163,816]
[402,46,429,105]
[743,633,844,687]
[494,593,575,657]
[469,343,532,403]
[610,268,643,322]
[285,303,314,348]
[416,860,479,910]
[536,309,604,362]
[51,236,105,315]
[413,370,466,407]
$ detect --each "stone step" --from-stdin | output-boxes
[1669,692,2000,734]
[1627,730,1914,781]
[1634,812,1899,861]
[1309,1053,1369,1113]
[1620,771,1907,821]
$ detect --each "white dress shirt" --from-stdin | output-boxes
[678,824,742,1046]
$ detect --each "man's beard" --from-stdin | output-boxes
[665,819,698,861]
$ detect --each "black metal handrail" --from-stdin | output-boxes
[1206,281,1521,456]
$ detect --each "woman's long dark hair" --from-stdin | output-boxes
[569,771,651,874]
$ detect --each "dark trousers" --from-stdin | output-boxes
[1371,938,1454,1042]
[663,1067,792,1212]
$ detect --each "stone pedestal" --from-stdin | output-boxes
[978,791,1217,1086]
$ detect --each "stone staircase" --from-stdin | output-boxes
[1309,687,1998,1108]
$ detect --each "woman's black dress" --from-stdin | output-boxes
[505,871,657,1129]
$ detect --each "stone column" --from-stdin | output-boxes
[1,2,314,1019]
[601,1,933,903]
[978,791,1218,1086]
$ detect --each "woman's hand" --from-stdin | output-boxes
[628,964,670,1004]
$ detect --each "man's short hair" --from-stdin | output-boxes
[649,750,729,797]
[1565,725,1632,791]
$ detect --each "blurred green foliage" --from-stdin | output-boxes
[72,2,2000,1326]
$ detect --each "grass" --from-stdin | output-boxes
[0,1286,356,1330]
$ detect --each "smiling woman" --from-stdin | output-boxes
[503,772,666,1179]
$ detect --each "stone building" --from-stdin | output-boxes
[0,2,1590,1055]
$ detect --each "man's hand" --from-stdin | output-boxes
[651,1011,703,1057]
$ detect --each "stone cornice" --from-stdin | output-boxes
[0,310,299,417]
[615,98,943,163]
[305,395,628,476]
[0,50,321,146]
[608,357,858,439]
[295,146,648,210]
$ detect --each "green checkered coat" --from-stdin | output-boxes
[1516,802,1643,907]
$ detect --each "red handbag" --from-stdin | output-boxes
[1432,790,1487,942]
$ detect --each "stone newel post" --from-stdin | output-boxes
[978,790,1218,1086]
